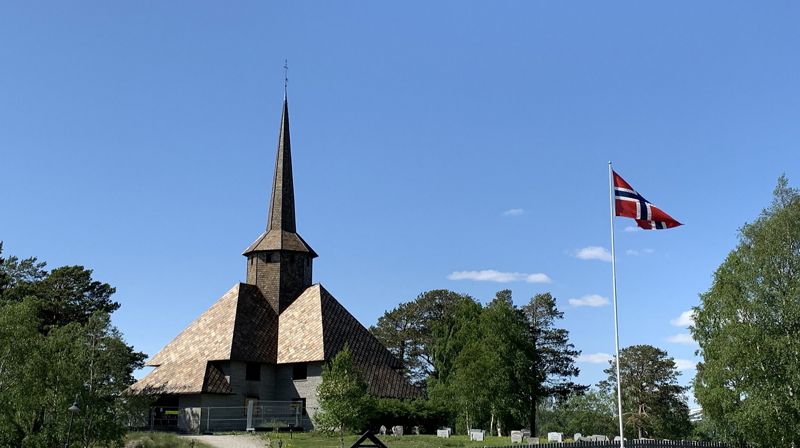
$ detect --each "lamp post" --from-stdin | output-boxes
[64,394,80,448]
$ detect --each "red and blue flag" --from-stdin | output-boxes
[613,171,682,230]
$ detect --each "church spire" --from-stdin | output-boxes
[267,97,296,233]
[243,93,316,315]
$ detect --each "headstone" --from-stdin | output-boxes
[412,426,420,435]
[613,436,626,442]
[444,427,452,436]
[379,425,386,435]
[521,429,531,438]
[469,429,485,442]
[436,429,450,438]
[573,433,582,441]
[511,431,524,443]
[391,425,403,436]
[547,432,563,443]
[590,435,609,442]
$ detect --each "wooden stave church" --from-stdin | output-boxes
[129,96,419,432]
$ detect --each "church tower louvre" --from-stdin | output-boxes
[243,96,317,315]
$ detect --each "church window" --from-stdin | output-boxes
[246,363,261,381]
[292,363,307,380]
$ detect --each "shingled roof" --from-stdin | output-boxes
[132,283,419,398]
[130,283,277,394]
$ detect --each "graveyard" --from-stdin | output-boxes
[163,431,731,448]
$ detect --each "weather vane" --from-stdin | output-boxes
[283,59,289,95]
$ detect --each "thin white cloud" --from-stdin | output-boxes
[503,208,524,217]
[447,270,551,284]
[671,310,696,327]
[578,353,613,364]
[667,333,697,345]
[569,294,610,308]
[674,359,696,371]
[573,246,612,262]
[624,226,641,233]
[627,248,655,256]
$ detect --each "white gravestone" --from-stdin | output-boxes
[436,429,450,438]
[547,432,563,443]
[392,425,403,436]
[379,425,386,435]
[469,429,485,442]
[511,431,524,443]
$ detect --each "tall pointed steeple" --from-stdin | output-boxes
[243,95,316,314]
[267,97,296,233]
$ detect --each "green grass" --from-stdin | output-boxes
[125,432,214,448]
[258,432,538,448]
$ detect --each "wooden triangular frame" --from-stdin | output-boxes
[350,430,387,448]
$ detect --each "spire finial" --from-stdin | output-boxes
[283,59,289,97]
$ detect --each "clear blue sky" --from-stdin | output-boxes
[3,1,799,402]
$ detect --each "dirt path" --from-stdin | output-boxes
[184,435,266,448]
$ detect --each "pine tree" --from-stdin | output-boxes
[600,345,690,439]
[522,293,585,435]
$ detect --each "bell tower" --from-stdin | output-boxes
[243,96,317,314]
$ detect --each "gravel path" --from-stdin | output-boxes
[184,435,266,448]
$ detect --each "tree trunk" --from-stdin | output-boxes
[529,398,537,437]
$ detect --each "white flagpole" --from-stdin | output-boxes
[608,161,625,447]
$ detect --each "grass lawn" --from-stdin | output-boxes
[258,432,533,448]
[125,432,214,448]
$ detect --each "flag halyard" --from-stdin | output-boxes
[613,171,682,230]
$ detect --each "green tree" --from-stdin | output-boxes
[315,346,375,448]
[426,293,483,432]
[370,289,476,386]
[0,244,120,329]
[522,292,585,435]
[693,176,800,447]
[537,389,617,437]
[0,299,145,447]
[600,344,691,439]
[446,291,532,435]
[0,245,146,447]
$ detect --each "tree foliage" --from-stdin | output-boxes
[693,176,800,447]
[537,389,618,437]
[422,290,583,435]
[315,346,375,447]
[522,292,585,433]
[601,344,691,439]
[370,290,476,386]
[0,244,145,448]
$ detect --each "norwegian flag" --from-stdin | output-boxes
[613,171,682,230]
